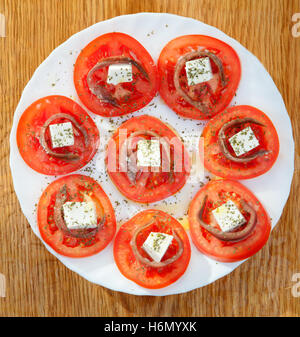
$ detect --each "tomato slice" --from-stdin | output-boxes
[37,174,116,258]
[188,179,271,262]
[114,209,191,289]
[158,35,241,120]
[16,95,100,176]
[106,115,190,203]
[201,105,280,179]
[74,32,158,117]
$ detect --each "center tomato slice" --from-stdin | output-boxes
[188,179,271,262]
[114,210,191,289]
[37,174,116,258]
[106,115,190,203]
[74,32,158,117]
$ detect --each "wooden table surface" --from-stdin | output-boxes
[0,0,299,317]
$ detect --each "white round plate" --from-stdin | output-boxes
[10,13,294,296]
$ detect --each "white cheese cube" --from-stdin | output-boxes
[107,63,133,85]
[62,202,97,230]
[49,122,74,148]
[212,200,246,232]
[229,126,260,157]
[142,232,174,263]
[137,139,161,167]
[185,57,213,86]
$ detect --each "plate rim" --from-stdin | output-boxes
[9,12,295,296]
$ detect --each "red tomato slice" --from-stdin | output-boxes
[201,105,280,179]
[114,209,191,289]
[16,95,100,175]
[37,174,116,258]
[188,179,271,262]
[74,32,158,117]
[158,35,241,120]
[106,115,190,203]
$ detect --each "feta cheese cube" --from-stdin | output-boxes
[185,57,213,86]
[229,126,260,157]
[62,202,97,230]
[142,232,174,263]
[107,63,133,85]
[137,139,161,167]
[212,200,246,232]
[49,122,74,148]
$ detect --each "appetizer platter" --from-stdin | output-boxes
[10,13,294,295]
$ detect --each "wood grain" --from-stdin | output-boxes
[0,0,299,317]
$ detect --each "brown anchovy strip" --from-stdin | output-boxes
[87,56,150,107]
[130,220,184,268]
[54,185,106,239]
[218,117,270,163]
[119,130,171,184]
[40,113,89,161]
[126,151,139,183]
[174,50,227,116]
[198,195,257,242]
